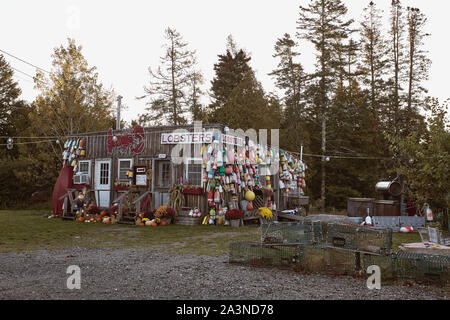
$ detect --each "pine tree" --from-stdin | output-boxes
[296,0,354,210]
[359,1,389,123]
[0,54,28,155]
[187,68,206,122]
[269,33,305,113]
[405,7,431,130]
[141,27,197,126]
[218,71,280,131]
[209,36,252,123]
[388,0,407,136]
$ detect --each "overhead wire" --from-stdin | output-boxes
[0,48,50,74]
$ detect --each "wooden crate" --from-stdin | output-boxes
[174,216,202,226]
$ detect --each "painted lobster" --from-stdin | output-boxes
[107,125,145,155]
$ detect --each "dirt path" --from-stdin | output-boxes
[0,248,448,300]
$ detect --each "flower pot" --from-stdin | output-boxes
[230,219,241,227]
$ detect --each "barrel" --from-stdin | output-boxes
[375,181,402,197]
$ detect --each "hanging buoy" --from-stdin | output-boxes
[425,203,433,222]
[245,190,255,201]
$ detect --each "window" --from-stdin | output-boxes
[78,160,91,176]
[185,158,202,186]
[118,159,133,181]
[100,162,110,185]
[158,162,171,187]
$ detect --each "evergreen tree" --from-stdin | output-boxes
[405,7,431,129]
[0,54,28,158]
[359,1,389,118]
[296,0,354,210]
[269,33,305,114]
[209,36,252,123]
[388,0,407,137]
[269,33,309,159]
[140,27,197,126]
[217,71,280,131]
[187,67,206,122]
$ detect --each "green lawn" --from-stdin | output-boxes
[0,210,421,255]
[0,210,260,255]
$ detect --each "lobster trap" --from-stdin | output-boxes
[229,242,302,269]
[326,223,393,255]
[260,221,323,244]
[360,253,395,280]
[298,244,360,276]
[393,252,450,283]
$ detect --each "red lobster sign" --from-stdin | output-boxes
[107,125,145,155]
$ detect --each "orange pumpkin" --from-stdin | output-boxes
[160,220,167,226]
[138,222,145,226]
[77,217,85,222]
[100,211,106,217]
[96,217,102,223]
[150,222,157,227]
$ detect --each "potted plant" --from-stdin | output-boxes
[155,206,175,224]
[225,209,244,227]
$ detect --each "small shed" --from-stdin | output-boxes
[51,123,308,223]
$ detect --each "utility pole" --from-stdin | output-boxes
[116,95,123,130]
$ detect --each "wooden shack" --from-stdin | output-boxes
[51,123,309,224]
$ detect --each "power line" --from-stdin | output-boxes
[0,139,56,146]
[11,67,36,80]
[0,48,50,74]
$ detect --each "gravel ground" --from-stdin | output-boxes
[0,248,448,300]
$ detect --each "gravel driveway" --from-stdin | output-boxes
[0,248,448,300]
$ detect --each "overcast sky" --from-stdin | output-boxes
[1,0,449,123]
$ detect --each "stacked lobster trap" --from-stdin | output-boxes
[229,221,450,284]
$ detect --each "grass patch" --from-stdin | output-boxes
[0,210,423,255]
[0,210,259,255]
[392,232,421,252]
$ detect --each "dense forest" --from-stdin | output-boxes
[1,0,448,212]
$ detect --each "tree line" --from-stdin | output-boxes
[0,0,448,212]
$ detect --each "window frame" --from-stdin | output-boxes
[77,160,91,177]
[118,158,133,182]
[185,157,203,187]
[158,161,172,187]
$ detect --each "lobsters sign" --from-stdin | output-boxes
[107,125,145,155]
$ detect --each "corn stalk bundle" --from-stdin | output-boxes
[168,184,184,213]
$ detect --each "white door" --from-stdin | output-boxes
[95,160,111,208]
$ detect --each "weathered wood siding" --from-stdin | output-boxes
[69,124,225,210]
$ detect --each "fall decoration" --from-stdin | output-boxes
[257,207,273,220]
[224,209,244,220]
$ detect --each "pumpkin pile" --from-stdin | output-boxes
[135,208,171,227]
[76,205,118,224]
